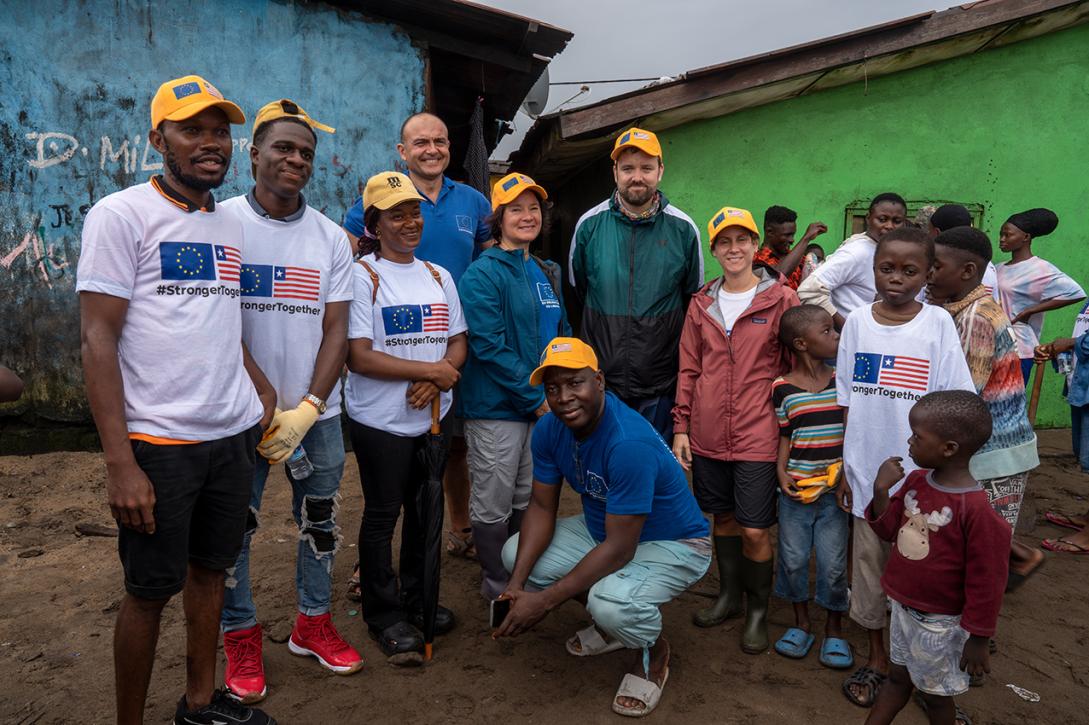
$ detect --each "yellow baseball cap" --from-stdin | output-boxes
[150,75,245,128]
[610,127,662,161]
[363,171,424,212]
[708,206,760,243]
[491,172,548,211]
[529,337,600,386]
[252,98,335,138]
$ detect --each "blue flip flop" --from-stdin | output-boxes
[774,627,815,659]
[820,637,854,669]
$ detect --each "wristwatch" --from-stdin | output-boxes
[302,393,327,414]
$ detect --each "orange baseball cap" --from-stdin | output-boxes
[252,98,335,138]
[530,337,600,386]
[610,127,662,161]
[708,206,759,244]
[151,75,245,128]
[491,172,548,211]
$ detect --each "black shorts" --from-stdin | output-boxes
[691,455,777,528]
[118,424,262,599]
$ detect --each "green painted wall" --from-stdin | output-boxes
[660,22,1089,428]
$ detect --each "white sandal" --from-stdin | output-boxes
[565,625,625,657]
[612,667,669,718]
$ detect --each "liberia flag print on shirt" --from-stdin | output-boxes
[346,253,467,436]
[853,353,931,391]
[836,303,973,516]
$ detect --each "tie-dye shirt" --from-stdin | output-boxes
[996,256,1085,358]
[944,286,1038,479]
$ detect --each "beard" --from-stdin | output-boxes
[618,183,655,208]
[163,141,228,191]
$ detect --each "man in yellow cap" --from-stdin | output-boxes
[493,338,710,717]
[217,99,362,702]
[77,75,277,725]
[568,127,704,440]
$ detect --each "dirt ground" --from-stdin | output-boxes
[1,430,1087,724]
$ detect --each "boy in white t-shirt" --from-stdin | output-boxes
[217,99,362,703]
[77,76,276,725]
[345,172,468,665]
[834,226,974,710]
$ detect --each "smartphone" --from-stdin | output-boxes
[489,598,511,628]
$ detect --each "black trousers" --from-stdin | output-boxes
[349,418,433,632]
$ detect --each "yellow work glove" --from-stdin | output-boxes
[257,402,320,465]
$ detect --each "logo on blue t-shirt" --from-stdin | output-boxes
[455,215,473,234]
[583,471,608,501]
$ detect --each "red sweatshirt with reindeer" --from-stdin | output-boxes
[866,470,1012,637]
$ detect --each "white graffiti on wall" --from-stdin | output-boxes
[0,228,68,289]
[6,132,252,290]
[24,131,251,173]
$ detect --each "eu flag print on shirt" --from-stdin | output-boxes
[382,304,449,335]
[160,242,215,280]
[240,264,321,300]
[853,352,931,391]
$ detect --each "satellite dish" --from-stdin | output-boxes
[521,67,550,119]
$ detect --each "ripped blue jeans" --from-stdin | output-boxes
[502,515,709,658]
[222,416,346,632]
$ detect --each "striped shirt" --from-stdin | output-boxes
[772,375,844,480]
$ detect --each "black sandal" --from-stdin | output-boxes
[842,666,887,707]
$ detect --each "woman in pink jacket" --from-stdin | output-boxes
[673,206,798,654]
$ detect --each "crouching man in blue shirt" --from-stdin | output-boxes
[493,337,710,718]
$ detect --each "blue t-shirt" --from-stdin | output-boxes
[531,392,710,543]
[526,256,563,355]
[343,176,491,282]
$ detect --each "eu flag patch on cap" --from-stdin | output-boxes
[172,81,202,100]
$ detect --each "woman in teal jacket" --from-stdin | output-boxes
[458,173,571,600]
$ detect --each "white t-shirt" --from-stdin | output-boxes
[813,232,877,318]
[221,196,354,422]
[76,182,262,440]
[345,254,467,436]
[836,303,974,517]
[717,286,757,334]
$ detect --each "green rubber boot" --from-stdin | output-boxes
[692,536,743,628]
[740,555,774,654]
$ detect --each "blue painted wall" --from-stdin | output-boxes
[0,0,425,421]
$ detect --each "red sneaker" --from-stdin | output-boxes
[222,624,267,704]
[288,613,364,675]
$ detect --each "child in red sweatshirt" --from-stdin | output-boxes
[865,390,1010,725]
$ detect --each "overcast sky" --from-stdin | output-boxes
[481,0,961,159]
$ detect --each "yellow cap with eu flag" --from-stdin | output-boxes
[529,337,600,386]
[610,127,662,161]
[490,172,548,211]
[707,206,759,244]
[151,74,245,128]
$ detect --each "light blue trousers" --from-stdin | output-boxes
[502,515,710,653]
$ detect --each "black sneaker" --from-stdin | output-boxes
[173,689,276,724]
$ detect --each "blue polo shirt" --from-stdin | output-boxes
[343,175,491,282]
[531,392,709,543]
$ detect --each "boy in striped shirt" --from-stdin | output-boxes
[770,305,851,669]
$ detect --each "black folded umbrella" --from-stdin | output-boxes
[417,397,447,660]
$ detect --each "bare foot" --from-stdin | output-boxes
[1009,544,1045,576]
[615,638,670,712]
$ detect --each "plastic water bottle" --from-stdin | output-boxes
[286,445,314,480]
